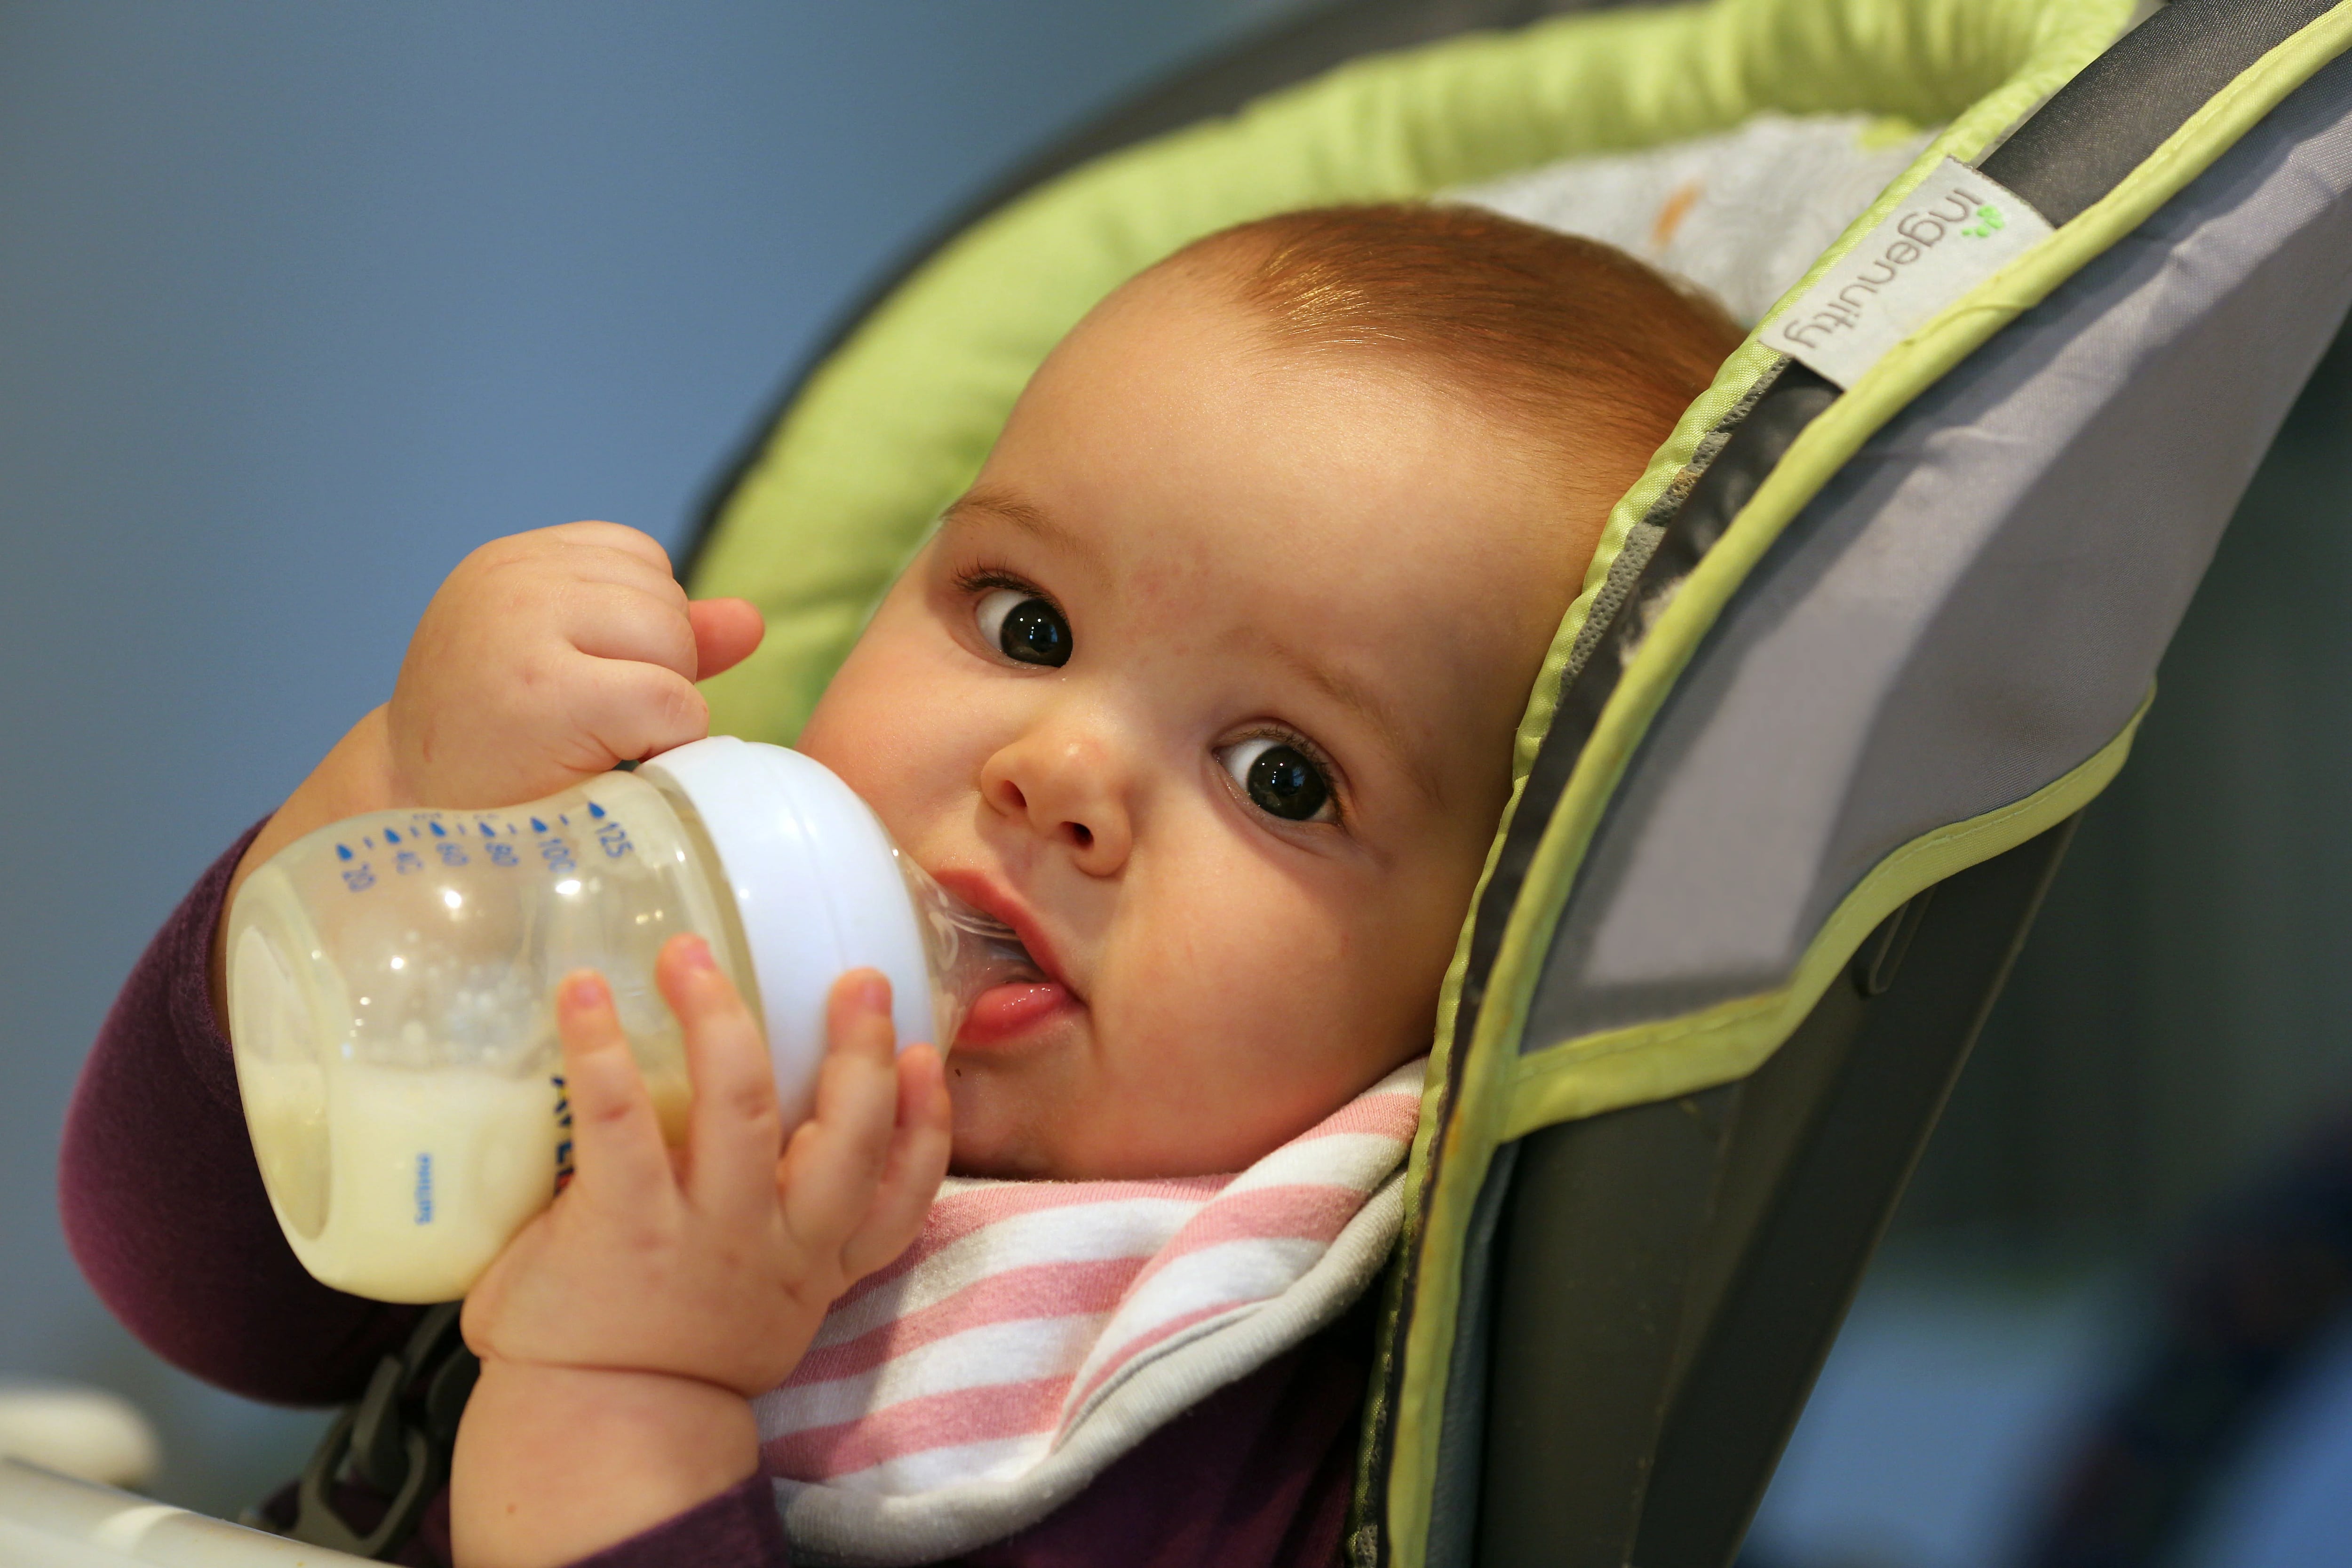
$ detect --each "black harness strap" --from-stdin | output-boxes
[271,1302,480,1561]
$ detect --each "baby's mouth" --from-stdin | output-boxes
[939,903,1046,990]
[961,917,1081,1041]
[928,872,1073,988]
[959,975,1079,1047]
[921,868,1084,1048]
[936,903,1083,1049]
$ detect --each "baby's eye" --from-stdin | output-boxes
[975,588,1071,668]
[1219,737,1335,824]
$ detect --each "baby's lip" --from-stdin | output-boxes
[928,868,1081,1001]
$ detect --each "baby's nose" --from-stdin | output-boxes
[980,730,1132,875]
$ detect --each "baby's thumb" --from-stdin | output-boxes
[689,598,765,681]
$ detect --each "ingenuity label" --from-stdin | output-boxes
[1771,156,2053,390]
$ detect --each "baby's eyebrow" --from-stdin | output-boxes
[1257,634,1447,811]
[944,486,1091,559]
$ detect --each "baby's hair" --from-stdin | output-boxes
[1171,203,1744,524]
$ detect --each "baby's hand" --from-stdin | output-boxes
[388,521,763,808]
[465,938,949,1385]
[212,524,760,1027]
[450,938,950,1568]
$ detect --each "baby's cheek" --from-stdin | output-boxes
[1142,881,1381,1122]
[801,646,975,843]
[1160,875,1349,1023]
[1216,877,1449,1093]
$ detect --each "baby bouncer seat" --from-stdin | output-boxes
[13,0,2352,1563]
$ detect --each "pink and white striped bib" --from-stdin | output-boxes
[753,1060,1425,1567]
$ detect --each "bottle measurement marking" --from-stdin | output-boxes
[336,804,631,890]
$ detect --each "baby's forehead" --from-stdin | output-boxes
[946,473,1565,625]
[943,475,1570,755]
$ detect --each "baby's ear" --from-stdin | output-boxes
[689,598,765,681]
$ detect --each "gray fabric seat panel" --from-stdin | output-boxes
[1529,51,2352,1047]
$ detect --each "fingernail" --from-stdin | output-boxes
[564,973,608,1010]
[858,973,890,1013]
[677,934,715,971]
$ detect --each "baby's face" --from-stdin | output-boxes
[797,266,1588,1178]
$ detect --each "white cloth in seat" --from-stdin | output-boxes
[1451,112,1938,324]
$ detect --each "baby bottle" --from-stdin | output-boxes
[224,737,1028,1304]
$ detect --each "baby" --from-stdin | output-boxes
[66,204,1739,1568]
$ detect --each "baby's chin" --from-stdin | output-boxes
[940,1064,1061,1179]
[939,1062,1162,1180]
[938,1014,1403,1180]
[942,1072,1287,1182]
[946,1131,1219,1183]
[944,1099,1147,1183]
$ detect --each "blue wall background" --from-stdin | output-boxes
[0,0,1302,1515]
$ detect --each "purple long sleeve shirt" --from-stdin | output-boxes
[59,828,1364,1567]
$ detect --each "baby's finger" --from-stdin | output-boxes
[842,1043,953,1281]
[780,973,902,1250]
[542,519,676,577]
[658,934,784,1220]
[572,659,711,765]
[555,971,675,1201]
[689,598,765,681]
[568,580,701,682]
